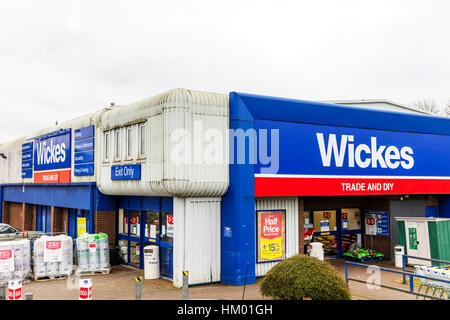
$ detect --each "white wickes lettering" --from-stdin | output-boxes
[316,133,347,167]
[316,133,414,170]
[35,139,67,166]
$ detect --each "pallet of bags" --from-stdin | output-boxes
[0,239,31,284]
[76,232,110,275]
[33,235,73,281]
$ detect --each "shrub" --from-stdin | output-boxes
[259,254,351,300]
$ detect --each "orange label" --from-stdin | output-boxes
[34,170,71,183]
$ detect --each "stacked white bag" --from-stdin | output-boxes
[0,239,31,284]
[33,235,73,278]
[76,233,110,272]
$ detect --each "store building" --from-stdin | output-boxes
[1,89,450,287]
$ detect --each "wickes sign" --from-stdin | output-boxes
[316,133,414,170]
[33,130,72,172]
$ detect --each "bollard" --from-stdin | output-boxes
[79,279,93,300]
[182,271,189,300]
[8,279,22,300]
[0,284,6,300]
[135,276,142,300]
[25,293,33,300]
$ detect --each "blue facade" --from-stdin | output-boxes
[221,91,450,286]
[4,91,450,286]
[221,92,256,285]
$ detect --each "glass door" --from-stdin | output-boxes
[118,209,174,276]
[118,209,142,268]
[142,211,160,268]
[159,212,174,278]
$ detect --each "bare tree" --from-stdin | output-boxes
[411,98,440,115]
[442,100,450,118]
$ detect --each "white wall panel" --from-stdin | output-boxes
[255,197,299,277]
[183,197,221,285]
[98,89,229,197]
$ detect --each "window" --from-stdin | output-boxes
[0,225,18,234]
[126,126,133,158]
[139,123,146,157]
[103,131,110,161]
[114,129,121,159]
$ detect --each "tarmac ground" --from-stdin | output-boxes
[18,259,441,300]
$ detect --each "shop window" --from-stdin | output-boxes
[138,123,146,158]
[129,210,140,237]
[313,210,337,232]
[304,211,313,228]
[341,208,362,254]
[103,131,110,161]
[145,211,159,239]
[341,208,361,231]
[161,212,174,244]
[118,209,127,236]
[313,210,338,257]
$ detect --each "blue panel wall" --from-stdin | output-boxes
[120,196,173,212]
[425,206,438,218]
[142,197,160,211]
[161,197,173,212]
[3,184,92,210]
[221,92,256,286]
[0,186,2,222]
[438,196,450,218]
[237,92,450,135]
[94,188,117,211]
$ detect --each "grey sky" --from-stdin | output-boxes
[1,0,449,143]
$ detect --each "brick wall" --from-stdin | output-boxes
[23,204,34,231]
[94,211,116,244]
[51,207,67,234]
[32,205,36,231]
[2,202,10,224]
[8,202,24,230]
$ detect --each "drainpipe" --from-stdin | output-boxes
[89,185,94,234]
[0,186,3,222]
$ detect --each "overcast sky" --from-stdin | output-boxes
[0,0,449,143]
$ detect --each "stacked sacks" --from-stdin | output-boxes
[0,239,31,283]
[87,234,99,271]
[58,235,73,275]
[32,235,73,278]
[14,240,31,280]
[76,233,110,272]
[76,234,89,272]
[97,233,110,270]
[32,237,46,278]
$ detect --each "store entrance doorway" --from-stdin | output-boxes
[304,208,363,258]
[118,209,173,278]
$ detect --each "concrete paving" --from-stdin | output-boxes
[20,259,424,300]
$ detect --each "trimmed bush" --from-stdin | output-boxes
[259,254,351,300]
